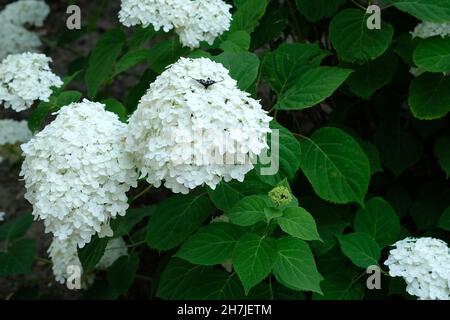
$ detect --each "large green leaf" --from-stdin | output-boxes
[434,134,450,178]
[146,193,212,250]
[107,253,139,295]
[78,236,109,273]
[439,207,450,231]
[110,206,154,238]
[189,271,245,300]
[147,39,189,74]
[212,52,260,91]
[275,67,352,110]
[354,197,401,248]
[329,9,393,62]
[0,213,33,242]
[312,273,364,300]
[346,52,398,99]
[229,0,268,34]
[299,127,370,205]
[414,37,450,73]
[226,195,271,226]
[374,123,423,175]
[176,222,244,265]
[409,73,450,120]
[85,29,126,98]
[272,237,323,294]
[0,239,36,276]
[262,43,329,94]
[295,0,346,22]
[385,0,450,23]
[277,207,321,241]
[337,233,381,268]
[257,122,301,186]
[232,233,278,294]
[114,49,152,76]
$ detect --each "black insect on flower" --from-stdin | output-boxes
[191,77,223,89]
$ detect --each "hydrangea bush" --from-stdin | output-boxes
[1,0,450,300]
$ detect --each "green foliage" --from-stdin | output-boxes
[10,0,450,301]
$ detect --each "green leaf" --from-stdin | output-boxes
[434,134,450,178]
[256,121,301,186]
[229,0,269,34]
[148,39,189,74]
[337,233,381,268]
[114,49,151,75]
[358,139,383,175]
[346,53,398,99]
[85,29,126,98]
[156,258,209,299]
[176,222,244,265]
[312,273,364,300]
[409,73,450,120]
[277,207,321,241]
[212,52,260,91]
[386,0,450,23]
[78,236,109,273]
[207,181,243,211]
[226,195,271,226]
[101,98,127,122]
[275,67,352,110]
[232,233,278,294]
[220,31,251,52]
[107,253,139,295]
[354,197,401,248]
[28,102,52,133]
[110,206,154,238]
[299,127,371,205]
[129,26,156,50]
[329,9,394,62]
[251,2,288,48]
[56,91,82,107]
[146,193,213,250]
[189,270,245,300]
[295,0,346,22]
[273,236,323,294]
[438,207,450,231]
[414,37,450,73]
[374,123,423,175]
[0,239,36,276]
[410,182,450,230]
[262,43,329,94]
[0,213,33,242]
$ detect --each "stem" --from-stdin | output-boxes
[35,256,52,264]
[129,185,152,204]
[351,0,367,10]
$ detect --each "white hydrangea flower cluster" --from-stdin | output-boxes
[411,21,450,39]
[118,0,232,48]
[20,100,138,250]
[49,237,128,285]
[0,52,63,112]
[0,119,32,145]
[96,237,128,270]
[126,57,271,194]
[1,0,49,27]
[384,237,450,300]
[0,0,50,60]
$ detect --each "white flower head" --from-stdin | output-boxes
[96,237,128,270]
[0,119,32,145]
[0,1,50,60]
[21,100,138,248]
[0,0,50,27]
[0,52,62,112]
[0,211,5,222]
[411,21,450,39]
[118,0,232,48]
[384,237,450,300]
[126,57,271,194]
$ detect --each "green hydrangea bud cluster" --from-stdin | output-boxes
[268,186,292,206]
